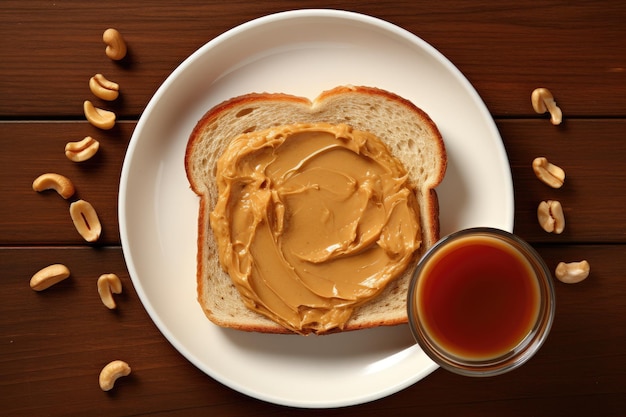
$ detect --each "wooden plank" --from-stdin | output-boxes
[0,122,132,245]
[0,0,625,118]
[502,118,626,242]
[1,245,624,415]
[2,1,625,415]
[2,119,625,245]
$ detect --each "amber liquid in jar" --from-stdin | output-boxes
[416,235,541,360]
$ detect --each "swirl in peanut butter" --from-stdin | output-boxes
[210,123,421,334]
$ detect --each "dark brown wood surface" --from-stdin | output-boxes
[1,1,625,416]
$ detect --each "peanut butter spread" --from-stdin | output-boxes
[210,123,421,334]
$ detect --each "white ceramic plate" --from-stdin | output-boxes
[119,10,514,408]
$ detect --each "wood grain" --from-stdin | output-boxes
[1,0,625,415]
[1,246,624,416]
[1,1,625,117]
[3,119,624,246]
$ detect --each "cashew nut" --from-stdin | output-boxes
[84,100,116,130]
[69,199,102,242]
[99,360,131,391]
[65,136,100,162]
[555,260,590,284]
[532,157,565,188]
[102,28,127,61]
[89,74,120,101]
[32,173,75,199]
[531,87,562,125]
[97,273,122,309]
[537,200,565,234]
[30,264,71,291]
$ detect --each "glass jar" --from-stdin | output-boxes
[407,227,555,377]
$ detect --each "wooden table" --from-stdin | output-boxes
[2,1,625,415]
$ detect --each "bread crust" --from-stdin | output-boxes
[185,85,446,334]
[185,93,310,193]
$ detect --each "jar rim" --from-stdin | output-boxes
[407,227,556,377]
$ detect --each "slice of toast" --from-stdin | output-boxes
[185,85,447,334]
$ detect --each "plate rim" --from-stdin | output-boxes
[119,8,514,408]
